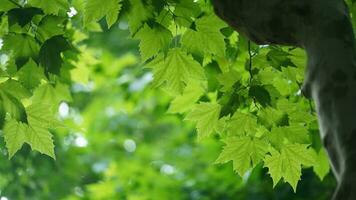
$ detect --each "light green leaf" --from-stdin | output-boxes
[217,70,241,92]
[32,83,71,107]
[147,48,206,93]
[216,136,269,176]
[173,0,201,27]
[268,125,310,149]
[2,34,40,62]
[36,15,65,42]
[0,79,31,99]
[3,119,27,158]
[185,102,221,140]
[16,59,45,90]
[28,0,68,15]
[26,103,63,129]
[84,0,122,28]
[227,112,258,136]
[258,107,286,129]
[181,14,226,56]
[264,148,283,187]
[168,81,205,114]
[26,125,55,159]
[313,148,330,181]
[135,24,172,61]
[264,144,316,192]
[54,82,73,102]
[25,103,63,159]
[127,0,153,35]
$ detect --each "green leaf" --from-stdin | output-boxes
[25,103,63,159]
[36,15,65,42]
[258,107,287,129]
[2,34,40,66]
[0,15,9,37]
[313,148,330,181]
[268,125,310,149]
[249,85,271,107]
[3,119,27,158]
[185,102,221,140]
[128,0,153,35]
[32,83,71,106]
[0,79,31,99]
[16,59,45,90]
[25,125,55,159]
[264,144,316,192]
[39,35,71,75]
[28,0,68,15]
[181,14,226,56]
[0,91,27,122]
[216,136,269,176]
[276,99,316,125]
[0,0,16,12]
[135,23,172,61]
[173,0,201,27]
[26,103,63,129]
[54,82,72,102]
[147,48,206,93]
[168,81,205,114]
[216,70,241,92]
[266,47,295,69]
[7,7,43,28]
[84,0,122,28]
[227,112,258,136]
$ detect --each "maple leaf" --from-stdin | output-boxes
[182,14,226,56]
[135,24,172,61]
[28,0,68,15]
[84,0,122,28]
[3,120,27,158]
[264,144,316,191]
[147,48,206,94]
[185,102,221,140]
[216,136,269,176]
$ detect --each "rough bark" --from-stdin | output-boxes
[212,0,356,199]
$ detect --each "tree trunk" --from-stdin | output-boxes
[212,0,356,199]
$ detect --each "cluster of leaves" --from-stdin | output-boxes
[0,46,335,200]
[118,0,331,191]
[5,0,356,192]
[0,0,79,159]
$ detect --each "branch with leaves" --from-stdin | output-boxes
[0,0,342,193]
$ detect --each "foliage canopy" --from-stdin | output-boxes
[1,0,356,194]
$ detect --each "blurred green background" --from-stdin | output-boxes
[0,20,336,200]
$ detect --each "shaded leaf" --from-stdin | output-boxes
[39,35,71,75]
